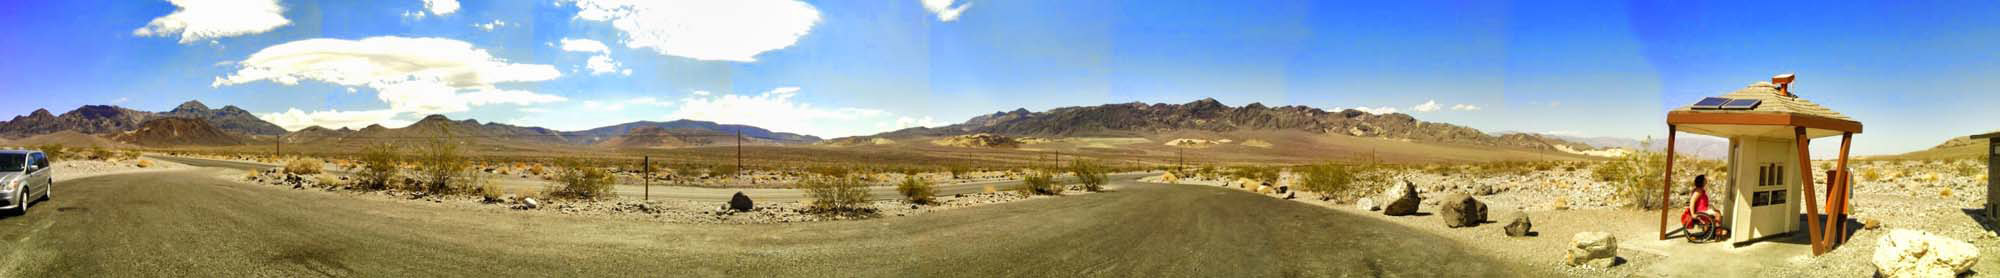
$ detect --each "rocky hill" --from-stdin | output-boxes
[112,117,246,147]
[593,126,734,148]
[0,105,153,137]
[154,101,286,136]
[1886,132,1995,160]
[565,120,820,144]
[838,98,1594,151]
[287,114,574,146]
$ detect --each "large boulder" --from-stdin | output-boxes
[728,192,755,212]
[1356,197,1379,211]
[1565,232,1618,268]
[1504,211,1533,237]
[1874,229,1979,278]
[1382,181,1422,216]
[1439,194,1488,228]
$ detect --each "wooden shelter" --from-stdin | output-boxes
[1970,131,2000,222]
[1659,74,1862,255]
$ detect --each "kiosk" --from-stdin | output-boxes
[1659,74,1862,255]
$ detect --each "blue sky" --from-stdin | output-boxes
[1,0,1997,156]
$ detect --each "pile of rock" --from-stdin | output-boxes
[1873,229,1979,278]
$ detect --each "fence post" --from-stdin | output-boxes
[643,156,650,201]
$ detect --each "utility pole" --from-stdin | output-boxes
[643,156,650,200]
[736,130,743,186]
[275,134,283,158]
[1178,147,1185,174]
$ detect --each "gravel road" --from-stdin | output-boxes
[0,167,1544,276]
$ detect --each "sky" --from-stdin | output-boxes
[1,0,1998,156]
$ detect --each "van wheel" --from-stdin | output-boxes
[39,179,50,201]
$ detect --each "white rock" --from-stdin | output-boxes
[1874,229,1979,278]
[1356,197,1379,211]
[522,197,540,209]
[1566,231,1618,267]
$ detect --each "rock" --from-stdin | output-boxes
[1474,184,1495,196]
[1356,197,1380,211]
[1865,219,1882,230]
[1504,211,1532,237]
[1565,232,1618,268]
[1276,185,1289,194]
[728,192,755,212]
[1873,229,1979,278]
[521,197,539,209]
[1438,194,1488,228]
[1283,191,1296,200]
[1382,181,1422,216]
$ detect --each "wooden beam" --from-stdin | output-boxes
[1795,126,1825,255]
[1660,125,1677,241]
[1827,132,1854,248]
[1667,111,1864,133]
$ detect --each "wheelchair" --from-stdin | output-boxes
[1683,211,1726,243]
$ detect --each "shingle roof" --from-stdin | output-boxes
[1671,82,1854,121]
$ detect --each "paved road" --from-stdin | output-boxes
[0,168,1544,277]
[149,155,1152,203]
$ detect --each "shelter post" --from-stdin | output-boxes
[1660,125,1677,240]
[1794,127,1825,255]
[1828,132,1854,247]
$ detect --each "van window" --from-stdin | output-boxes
[32,153,47,168]
[0,154,22,172]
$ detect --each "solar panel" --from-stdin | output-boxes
[1690,97,1731,110]
[1720,98,1762,110]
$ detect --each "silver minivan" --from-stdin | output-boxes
[1,150,51,215]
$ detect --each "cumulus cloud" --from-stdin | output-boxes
[425,0,460,15]
[472,20,507,31]
[573,0,820,62]
[920,0,972,22]
[1336,106,1400,114]
[258,108,406,130]
[560,38,627,75]
[1411,100,1440,112]
[217,36,567,130]
[1451,104,1481,111]
[667,87,902,137]
[133,0,291,44]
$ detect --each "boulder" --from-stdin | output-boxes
[728,192,755,212]
[521,197,539,209]
[1382,181,1422,216]
[1439,194,1488,228]
[1356,197,1380,211]
[1504,211,1533,237]
[1874,229,1979,278]
[1565,232,1618,268]
[1276,185,1289,194]
[1475,184,1495,196]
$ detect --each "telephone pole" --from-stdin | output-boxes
[735,130,744,185]
[642,156,651,200]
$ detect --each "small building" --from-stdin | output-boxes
[1659,74,1862,255]
[1970,132,2000,222]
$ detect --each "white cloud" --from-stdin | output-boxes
[424,0,460,16]
[1336,106,1399,114]
[1411,100,1440,112]
[584,55,628,75]
[258,108,405,130]
[573,0,820,62]
[133,0,291,44]
[559,38,611,54]
[667,87,900,137]
[472,20,508,31]
[111,97,131,104]
[893,116,946,129]
[1541,130,1583,136]
[920,0,972,22]
[217,36,568,129]
[1450,104,1481,111]
[402,10,426,19]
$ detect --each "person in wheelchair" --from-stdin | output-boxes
[1680,175,1729,242]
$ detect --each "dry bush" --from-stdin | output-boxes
[313,174,342,187]
[527,163,547,176]
[36,144,69,161]
[85,146,115,161]
[947,164,970,179]
[357,144,401,191]
[135,159,154,168]
[412,136,471,195]
[1071,159,1109,192]
[1229,166,1280,185]
[479,183,505,203]
[548,159,616,200]
[1599,151,1668,210]
[807,165,852,179]
[1019,171,1059,196]
[284,159,324,175]
[1861,167,1883,182]
[801,176,871,215]
[896,176,936,205]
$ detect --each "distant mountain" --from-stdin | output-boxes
[1518,133,1730,160]
[592,126,734,148]
[565,120,821,144]
[835,98,1594,151]
[154,100,286,136]
[112,117,246,147]
[0,105,153,137]
[288,114,574,145]
[1887,131,1995,160]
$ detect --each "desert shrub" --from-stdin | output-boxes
[412,135,471,195]
[1196,165,1219,179]
[1071,159,1109,192]
[801,176,871,215]
[807,165,852,179]
[85,146,114,161]
[947,164,970,179]
[549,159,615,200]
[1019,171,1059,196]
[527,163,547,176]
[479,183,504,203]
[284,159,324,175]
[135,159,154,168]
[1229,166,1280,185]
[313,174,342,187]
[1600,151,1668,209]
[1297,163,1357,199]
[357,144,401,191]
[36,144,68,160]
[709,164,740,178]
[896,176,936,205]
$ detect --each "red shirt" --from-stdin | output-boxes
[1693,188,1712,213]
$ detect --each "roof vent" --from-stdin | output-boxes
[1771,73,1796,97]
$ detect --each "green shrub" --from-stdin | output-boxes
[947,164,970,179]
[36,144,69,161]
[896,176,936,205]
[1600,152,1668,209]
[358,144,401,190]
[802,176,872,215]
[549,159,616,200]
[1297,163,1356,198]
[413,133,470,195]
[1019,171,1059,196]
[1071,159,1109,192]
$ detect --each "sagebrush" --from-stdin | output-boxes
[802,176,871,215]
[896,176,936,205]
